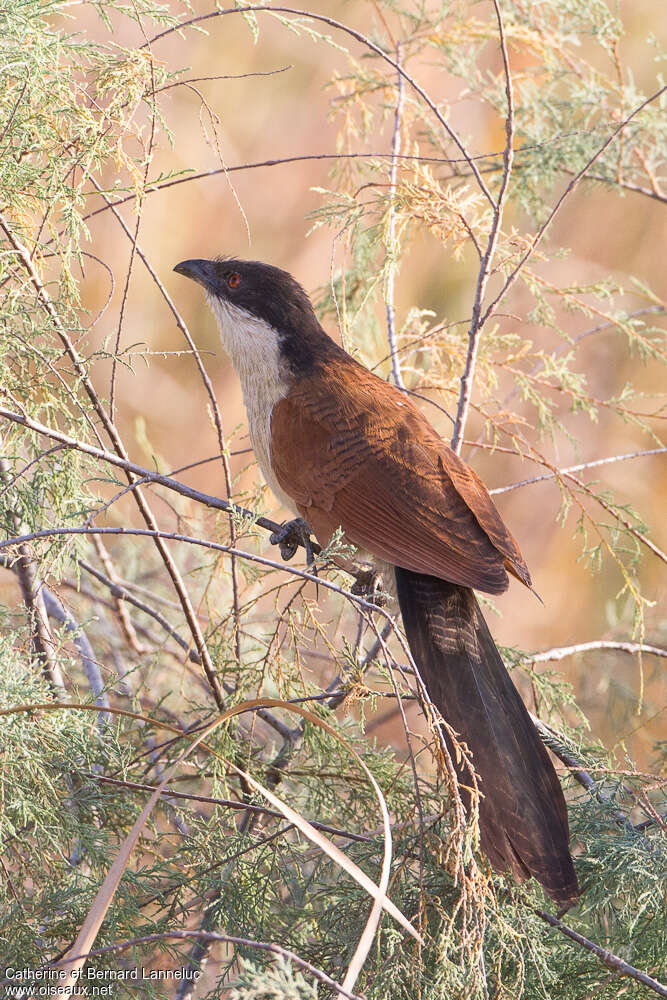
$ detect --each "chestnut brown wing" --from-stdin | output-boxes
[270,356,530,594]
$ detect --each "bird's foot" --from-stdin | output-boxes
[351,565,388,607]
[270,517,314,564]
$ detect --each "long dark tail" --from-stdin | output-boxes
[395,567,579,908]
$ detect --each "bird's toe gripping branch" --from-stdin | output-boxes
[270,517,315,564]
[350,565,388,606]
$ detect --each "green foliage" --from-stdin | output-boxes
[228,957,318,1000]
[0,0,665,998]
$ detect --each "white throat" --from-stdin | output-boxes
[208,296,298,514]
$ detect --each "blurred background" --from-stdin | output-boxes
[3,0,664,766]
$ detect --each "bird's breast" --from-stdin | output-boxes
[240,367,300,516]
[209,294,300,516]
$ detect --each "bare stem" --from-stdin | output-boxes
[526,640,667,663]
[450,0,514,453]
[0,405,311,551]
[89,177,243,663]
[144,6,495,207]
[385,42,406,390]
[536,909,667,997]
[0,214,224,709]
[49,930,364,999]
[491,447,667,495]
[479,84,667,330]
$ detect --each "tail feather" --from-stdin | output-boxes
[395,567,579,908]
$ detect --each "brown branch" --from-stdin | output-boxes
[569,169,667,205]
[36,132,643,250]
[154,65,293,93]
[87,772,369,842]
[76,558,201,662]
[71,153,457,232]
[0,404,316,553]
[91,534,145,655]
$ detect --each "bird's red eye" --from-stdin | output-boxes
[228,272,241,289]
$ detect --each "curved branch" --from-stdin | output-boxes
[143,5,495,207]
[0,215,224,708]
[48,929,363,999]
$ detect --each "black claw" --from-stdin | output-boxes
[270,517,313,563]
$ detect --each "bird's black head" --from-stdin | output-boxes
[174,257,330,374]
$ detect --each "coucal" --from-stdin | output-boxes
[174,256,580,908]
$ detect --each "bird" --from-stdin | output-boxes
[174,255,580,909]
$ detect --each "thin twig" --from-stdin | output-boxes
[88,176,243,663]
[385,43,406,390]
[0,214,224,708]
[77,558,200,660]
[491,447,667,495]
[0,406,295,546]
[48,930,364,999]
[566,168,667,205]
[450,0,515,453]
[143,6,495,207]
[535,909,667,997]
[87,772,369,842]
[92,534,145,654]
[0,455,64,692]
[479,85,667,330]
[526,640,667,663]
[154,65,293,92]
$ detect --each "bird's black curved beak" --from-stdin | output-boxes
[173,258,217,292]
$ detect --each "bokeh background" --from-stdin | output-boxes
[2,0,664,766]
